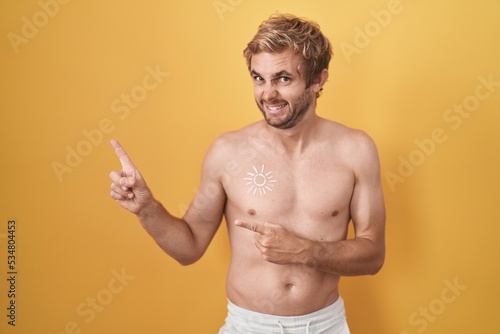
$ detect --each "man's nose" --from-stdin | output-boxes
[262,83,278,101]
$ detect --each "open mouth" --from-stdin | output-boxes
[265,102,288,113]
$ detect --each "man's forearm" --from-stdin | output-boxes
[301,237,385,276]
[137,199,198,265]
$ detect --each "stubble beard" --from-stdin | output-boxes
[257,88,315,130]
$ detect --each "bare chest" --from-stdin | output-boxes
[223,154,354,241]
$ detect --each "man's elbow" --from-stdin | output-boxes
[177,257,200,266]
[177,258,197,266]
[174,250,204,267]
[156,245,203,266]
[368,251,385,275]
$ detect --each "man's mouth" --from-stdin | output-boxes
[265,102,288,113]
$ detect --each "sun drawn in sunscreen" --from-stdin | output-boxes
[244,164,277,195]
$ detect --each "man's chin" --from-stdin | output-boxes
[265,116,294,129]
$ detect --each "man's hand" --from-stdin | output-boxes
[235,220,310,265]
[109,139,154,215]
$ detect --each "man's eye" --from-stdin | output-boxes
[253,76,264,82]
[279,77,291,83]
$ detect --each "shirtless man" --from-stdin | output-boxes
[109,14,385,334]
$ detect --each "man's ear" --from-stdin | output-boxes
[311,69,329,97]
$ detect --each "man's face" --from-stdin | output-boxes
[250,49,315,130]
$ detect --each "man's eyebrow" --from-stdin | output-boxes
[273,70,293,78]
[250,70,294,78]
[250,70,261,77]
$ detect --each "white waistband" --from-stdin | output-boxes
[225,297,347,334]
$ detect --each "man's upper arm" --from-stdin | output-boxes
[182,136,228,255]
[349,131,386,246]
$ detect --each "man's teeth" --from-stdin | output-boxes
[267,103,287,111]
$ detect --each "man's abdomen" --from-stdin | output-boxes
[225,258,340,316]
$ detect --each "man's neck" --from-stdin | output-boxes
[265,111,322,156]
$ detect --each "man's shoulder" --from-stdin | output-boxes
[321,119,376,150]
[206,121,263,158]
[322,120,380,174]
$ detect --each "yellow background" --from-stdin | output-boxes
[1,0,499,333]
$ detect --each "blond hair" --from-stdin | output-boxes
[243,13,333,89]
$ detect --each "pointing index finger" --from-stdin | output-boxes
[110,139,136,171]
[235,220,267,235]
